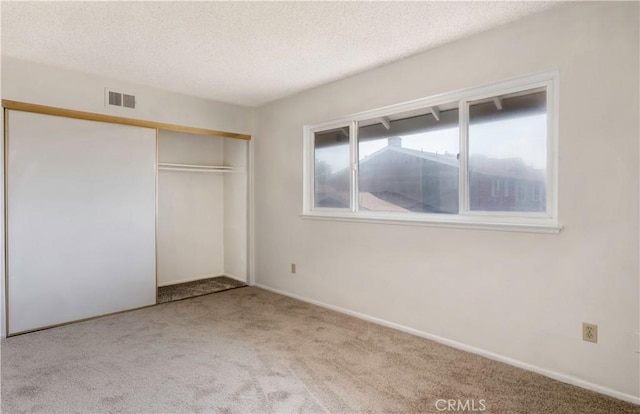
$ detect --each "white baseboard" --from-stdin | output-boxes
[254,283,640,406]
[157,274,225,287]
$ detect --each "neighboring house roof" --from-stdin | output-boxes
[359,145,459,168]
[359,192,409,212]
[358,142,544,182]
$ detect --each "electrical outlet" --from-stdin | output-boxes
[291,263,296,274]
[583,323,598,343]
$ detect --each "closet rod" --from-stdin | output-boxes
[158,163,233,172]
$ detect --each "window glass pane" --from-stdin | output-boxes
[468,88,547,212]
[358,107,459,213]
[314,127,350,208]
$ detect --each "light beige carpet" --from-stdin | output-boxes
[1,287,637,414]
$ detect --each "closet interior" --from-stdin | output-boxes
[157,130,249,303]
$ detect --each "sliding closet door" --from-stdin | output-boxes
[7,110,156,334]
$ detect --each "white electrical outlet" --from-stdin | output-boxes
[583,323,598,343]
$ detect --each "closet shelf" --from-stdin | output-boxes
[158,163,233,173]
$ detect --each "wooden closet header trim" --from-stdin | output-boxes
[2,100,252,141]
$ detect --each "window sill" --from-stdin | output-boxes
[300,212,562,234]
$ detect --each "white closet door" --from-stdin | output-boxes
[7,110,156,334]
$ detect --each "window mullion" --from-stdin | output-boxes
[458,99,470,214]
[546,79,557,219]
[350,120,359,213]
[305,127,314,213]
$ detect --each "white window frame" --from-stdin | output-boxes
[302,71,561,234]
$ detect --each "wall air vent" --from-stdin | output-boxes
[122,94,136,109]
[108,91,122,106]
[105,88,136,109]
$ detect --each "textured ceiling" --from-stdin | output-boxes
[2,1,564,107]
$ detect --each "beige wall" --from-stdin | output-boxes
[253,2,640,400]
[1,56,253,135]
[224,138,250,282]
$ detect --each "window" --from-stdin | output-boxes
[303,72,559,233]
[314,126,351,209]
[358,107,459,214]
[467,88,547,213]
